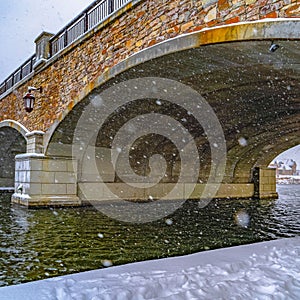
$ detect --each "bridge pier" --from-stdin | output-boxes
[253,167,278,200]
[11,167,277,207]
[11,131,80,207]
[11,154,81,207]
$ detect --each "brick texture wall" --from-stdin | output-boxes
[0,0,299,132]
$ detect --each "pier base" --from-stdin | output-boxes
[11,154,81,207]
[253,167,278,199]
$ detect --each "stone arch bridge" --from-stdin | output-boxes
[0,0,299,206]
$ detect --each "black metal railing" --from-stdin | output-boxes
[0,0,131,96]
[0,55,36,95]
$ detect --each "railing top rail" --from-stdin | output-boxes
[0,54,36,94]
[50,0,103,42]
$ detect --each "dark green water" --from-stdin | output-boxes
[0,185,299,287]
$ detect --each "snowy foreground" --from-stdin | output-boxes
[1,237,300,300]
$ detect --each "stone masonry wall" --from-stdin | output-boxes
[0,0,299,132]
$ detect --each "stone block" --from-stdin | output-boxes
[108,183,146,200]
[54,172,77,184]
[245,0,256,4]
[67,160,78,173]
[216,184,254,198]
[42,183,67,195]
[18,171,28,183]
[144,184,165,199]
[80,173,103,182]
[67,184,77,195]
[181,21,194,32]
[29,159,43,171]
[202,0,218,9]
[43,159,67,172]
[29,183,42,195]
[166,183,185,200]
[79,182,106,201]
[204,6,217,23]
[188,183,205,199]
[31,170,55,183]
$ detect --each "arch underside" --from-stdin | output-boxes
[47,38,300,185]
[0,127,26,187]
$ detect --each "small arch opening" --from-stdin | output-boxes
[0,127,26,189]
[269,145,300,185]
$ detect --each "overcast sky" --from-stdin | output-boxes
[0,0,92,82]
[0,0,299,165]
[275,145,300,168]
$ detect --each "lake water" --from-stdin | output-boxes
[0,185,299,286]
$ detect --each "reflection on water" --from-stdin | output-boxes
[0,185,299,286]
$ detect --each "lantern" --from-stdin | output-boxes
[23,86,42,112]
[23,92,35,113]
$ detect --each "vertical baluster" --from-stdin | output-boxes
[49,39,53,57]
[84,12,89,32]
[60,35,63,50]
[109,0,114,14]
[64,29,68,47]
[95,6,98,25]
[71,26,74,42]
[30,58,33,73]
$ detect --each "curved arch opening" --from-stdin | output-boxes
[0,127,26,189]
[269,145,300,185]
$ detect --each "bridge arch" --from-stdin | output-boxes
[45,18,300,151]
[0,120,29,140]
[45,19,300,190]
[0,120,28,188]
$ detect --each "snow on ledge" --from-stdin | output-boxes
[15,153,45,159]
[0,237,299,299]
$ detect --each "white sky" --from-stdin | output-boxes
[0,0,299,163]
[0,0,92,82]
[274,145,300,168]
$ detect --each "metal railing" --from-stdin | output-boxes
[0,0,131,96]
[0,55,36,95]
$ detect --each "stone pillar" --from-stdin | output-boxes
[26,131,44,154]
[33,31,54,70]
[11,154,81,207]
[253,167,278,199]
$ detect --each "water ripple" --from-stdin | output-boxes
[0,185,299,286]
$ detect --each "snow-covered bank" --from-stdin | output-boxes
[1,237,300,299]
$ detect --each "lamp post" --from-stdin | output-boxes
[23,87,42,112]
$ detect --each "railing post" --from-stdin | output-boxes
[84,12,89,32]
[49,40,53,58]
[64,29,68,47]
[109,0,114,14]
[33,32,54,71]
[20,66,23,80]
